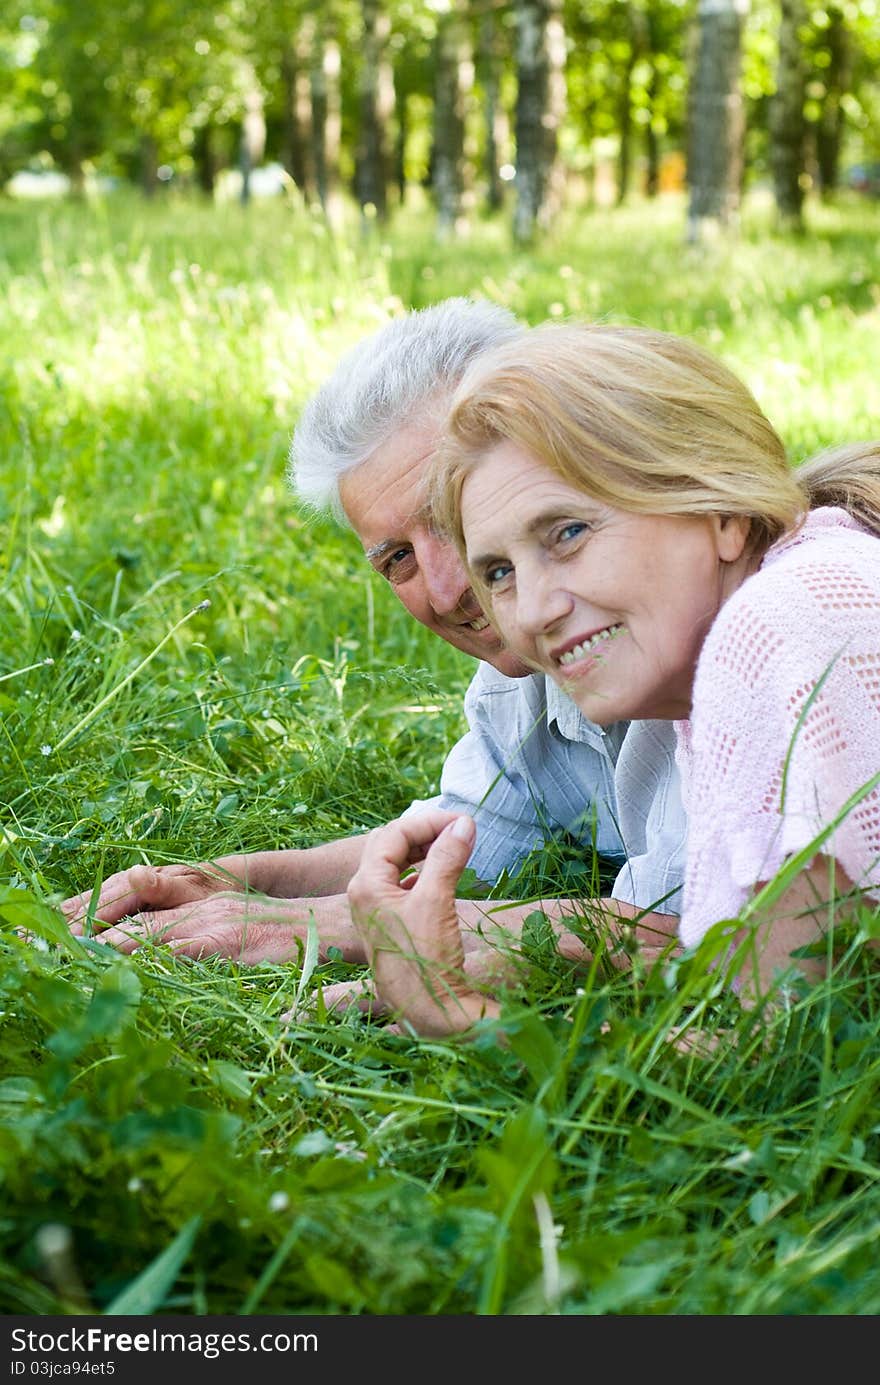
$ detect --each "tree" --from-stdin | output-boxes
[476,0,510,213]
[512,0,567,245]
[311,29,343,225]
[686,0,747,240]
[811,5,852,195]
[431,0,472,236]
[356,0,394,221]
[769,0,808,229]
[239,85,267,205]
[281,14,317,202]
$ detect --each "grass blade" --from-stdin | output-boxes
[103,1215,202,1315]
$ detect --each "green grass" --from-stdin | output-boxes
[2,186,880,1315]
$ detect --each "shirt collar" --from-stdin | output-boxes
[544,676,629,754]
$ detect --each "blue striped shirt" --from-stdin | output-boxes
[408,662,686,913]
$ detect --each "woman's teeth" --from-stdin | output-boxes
[557,624,623,666]
[468,616,490,631]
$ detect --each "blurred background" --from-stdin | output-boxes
[2,0,878,242]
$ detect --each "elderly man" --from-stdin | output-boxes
[63,299,686,979]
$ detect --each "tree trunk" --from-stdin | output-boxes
[193,124,221,198]
[478,5,507,212]
[617,48,635,204]
[770,0,808,230]
[815,6,851,196]
[513,0,567,245]
[356,0,392,221]
[312,35,343,227]
[432,3,471,237]
[140,133,159,197]
[686,0,746,241]
[64,146,87,199]
[282,22,316,201]
[239,90,266,207]
[644,68,660,197]
[394,91,408,204]
[634,9,660,197]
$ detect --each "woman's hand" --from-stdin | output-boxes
[346,809,502,1036]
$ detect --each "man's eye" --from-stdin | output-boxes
[383,548,416,583]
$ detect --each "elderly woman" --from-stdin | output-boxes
[346,323,880,1035]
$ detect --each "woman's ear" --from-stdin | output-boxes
[713,513,751,563]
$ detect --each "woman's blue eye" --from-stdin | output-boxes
[558,522,586,543]
[486,563,511,586]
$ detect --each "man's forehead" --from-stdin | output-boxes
[363,498,435,561]
[338,416,443,548]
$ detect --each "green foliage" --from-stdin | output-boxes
[3,0,878,201]
[1,191,880,1314]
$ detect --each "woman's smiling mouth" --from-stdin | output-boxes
[555,623,624,667]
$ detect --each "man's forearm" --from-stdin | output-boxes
[208,835,368,900]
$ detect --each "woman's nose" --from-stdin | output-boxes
[515,568,572,637]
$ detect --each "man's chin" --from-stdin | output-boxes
[485,650,534,678]
[447,625,532,677]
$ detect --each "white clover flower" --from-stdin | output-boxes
[268,1191,289,1213]
[40,744,52,757]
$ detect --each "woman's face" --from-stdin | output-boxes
[460,440,750,724]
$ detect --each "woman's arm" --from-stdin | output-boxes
[346,811,681,1036]
[733,854,861,1004]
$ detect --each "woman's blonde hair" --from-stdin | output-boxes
[430,322,880,574]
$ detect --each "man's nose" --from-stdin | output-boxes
[419,534,471,615]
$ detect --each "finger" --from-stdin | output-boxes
[462,942,523,991]
[61,878,132,930]
[61,866,166,930]
[358,810,463,884]
[280,977,389,1024]
[321,977,389,1017]
[90,912,182,954]
[166,924,303,966]
[62,864,214,930]
[408,816,476,900]
[349,813,467,919]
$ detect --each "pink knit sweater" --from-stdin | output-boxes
[675,507,880,949]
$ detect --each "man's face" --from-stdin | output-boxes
[338,418,530,677]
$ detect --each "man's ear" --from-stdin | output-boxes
[713,513,751,563]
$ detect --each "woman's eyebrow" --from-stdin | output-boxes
[468,508,576,567]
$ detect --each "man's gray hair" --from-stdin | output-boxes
[287,296,522,524]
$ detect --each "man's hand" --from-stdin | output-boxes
[60,839,369,943]
[72,891,367,964]
[347,809,502,1036]
[61,861,246,935]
